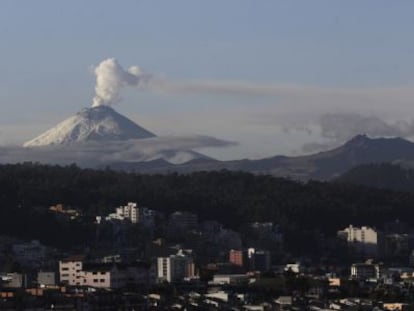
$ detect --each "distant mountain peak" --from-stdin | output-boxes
[23,105,209,164]
[343,134,370,145]
[23,106,155,147]
[343,134,412,149]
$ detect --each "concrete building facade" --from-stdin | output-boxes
[157,252,195,283]
[338,225,380,257]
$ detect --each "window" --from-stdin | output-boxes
[61,267,69,271]
[100,279,105,282]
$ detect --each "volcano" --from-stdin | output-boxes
[23,106,156,146]
[23,106,208,164]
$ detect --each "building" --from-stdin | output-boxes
[49,204,80,219]
[229,249,244,267]
[106,202,139,223]
[243,248,271,272]
[59,255,86,286]
[284,263,303,274]
[0,273,26,288]
[104,202,155,225]
[59,255,153,288]
[37,272,56,287]
[351,262,382,280]
[157,251,196,283]
[211,274,249,285]
[338,225,380,257]
[78,262,153,288]
[252,250,271,272]
[383,303,414,311]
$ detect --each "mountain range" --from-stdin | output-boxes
[23,106,414,180]
[108,134,414,180]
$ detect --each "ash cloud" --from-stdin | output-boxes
[93,58,414,109]
[91,58,308,107]
[302,113,414,153]
[1,136,236,166]
[92,58,152,107]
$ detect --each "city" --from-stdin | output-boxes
[1,196,414,310]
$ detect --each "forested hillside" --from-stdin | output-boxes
[1,163,414,248]
[337,163,414,191]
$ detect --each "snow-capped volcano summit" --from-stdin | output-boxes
[22,105,211,165]
[23,106,155,147]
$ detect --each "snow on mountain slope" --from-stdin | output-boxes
[23,106,155,147]
[22,105,211,164]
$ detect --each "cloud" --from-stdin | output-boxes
[0,136,237,166]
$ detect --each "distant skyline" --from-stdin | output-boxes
[2,1,414,160]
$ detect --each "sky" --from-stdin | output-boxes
[1,1,414,160]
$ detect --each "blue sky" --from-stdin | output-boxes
[1,1,414,159]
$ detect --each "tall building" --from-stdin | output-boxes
[338,225,380,257]
[157,251,196,283]
[59,255,85,286]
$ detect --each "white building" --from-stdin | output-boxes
[59,255,85,286]
[105,202,139,223]
[157,251,196,283]
[104,202,154,225]
[338,225,379,257]
[59,255,153,288]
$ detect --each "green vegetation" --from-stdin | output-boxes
[338,163,414,191]
[1,162,414,252]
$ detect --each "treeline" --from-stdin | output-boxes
[0,163,414,234]
[337,163,414,192]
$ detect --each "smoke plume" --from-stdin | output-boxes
[91,57,300,107]
[92,58,152,107]
[92,58,414,112]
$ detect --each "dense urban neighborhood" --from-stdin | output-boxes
[2,183,414,310]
